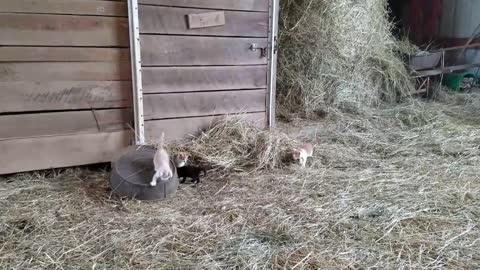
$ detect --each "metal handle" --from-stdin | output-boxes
[250,43,267,58]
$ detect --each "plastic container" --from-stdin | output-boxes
[443,72,476,91]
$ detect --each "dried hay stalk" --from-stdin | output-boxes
[172,117,298,173]
[277,0,415,118]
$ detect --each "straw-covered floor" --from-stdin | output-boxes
[2,91,480,269]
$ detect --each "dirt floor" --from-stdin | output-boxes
[1,91,480,269]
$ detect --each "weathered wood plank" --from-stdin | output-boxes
[0,0,127,16]
[145,112,266,143]
[140,6,267,37]
[141,36,268,66]
[142,66,267,93]
[0,109,132,140]
[187,11,225,29]
[139,0,268,12]
[0,131,132,175]
[0,81,132,113]
[0,62,131,81]
[143,89,266,120]
[0,13,129,46]
[0,47,130,62]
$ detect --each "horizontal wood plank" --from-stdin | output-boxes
[0,81,132,113]
[0,62,131,81]
[145,112,266,143]
[0,131,132,174]
[0,0,127,16]
[0,13,129,46]
[142,66,267,93]
[140,5,267,37]
[139,0,268,12]
[141,36,268,66]
[0,47,130,62]
[0,109,132,140]
[143,89,266,119]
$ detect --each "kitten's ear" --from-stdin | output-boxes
[178,152,189,160]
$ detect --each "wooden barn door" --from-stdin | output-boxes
[0,0,133,174]
[129,0,279,144]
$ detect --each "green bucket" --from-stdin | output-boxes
[443,72,476,92]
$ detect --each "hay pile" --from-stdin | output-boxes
[172,117,298,173]
[277,0,415,118]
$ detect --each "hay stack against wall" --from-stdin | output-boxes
[277,0,414,117]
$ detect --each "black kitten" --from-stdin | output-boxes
[177,166,207,184]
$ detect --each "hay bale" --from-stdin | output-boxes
[277,0,415,118]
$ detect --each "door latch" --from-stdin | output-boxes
[250,43,267,58]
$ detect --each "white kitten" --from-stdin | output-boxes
[292,143,313,167]
[150,132,173,186]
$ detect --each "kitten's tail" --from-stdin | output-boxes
[158,132,165,149]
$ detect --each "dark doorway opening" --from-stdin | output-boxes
[388,0,443,47]
[388,0,407,40]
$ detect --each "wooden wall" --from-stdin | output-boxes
[138,0,270,142]
[0,0,133,174]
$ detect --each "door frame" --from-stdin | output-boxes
[127,0,280,145]
[267,0,280,128]
[127,0,145,145]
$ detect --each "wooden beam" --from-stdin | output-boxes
[0,131,133,175]
[0,13,129,46]
[437,38,480,49]
[0,47,130,62]
[412,63,480,78]
[142,66,267,93]
[140,6,267,37]
[441,42,480,52]
[0,109,132,140]
[143,89,266,120]
[138,0,268,12]
[0,62,131,81]
[0,0,127,17]
[0,81,132,113]
[140,35,268,66]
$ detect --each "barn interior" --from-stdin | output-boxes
[1,0,480,269]
[390,0,480,67]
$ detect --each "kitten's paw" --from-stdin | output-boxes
[150,181,157,186]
